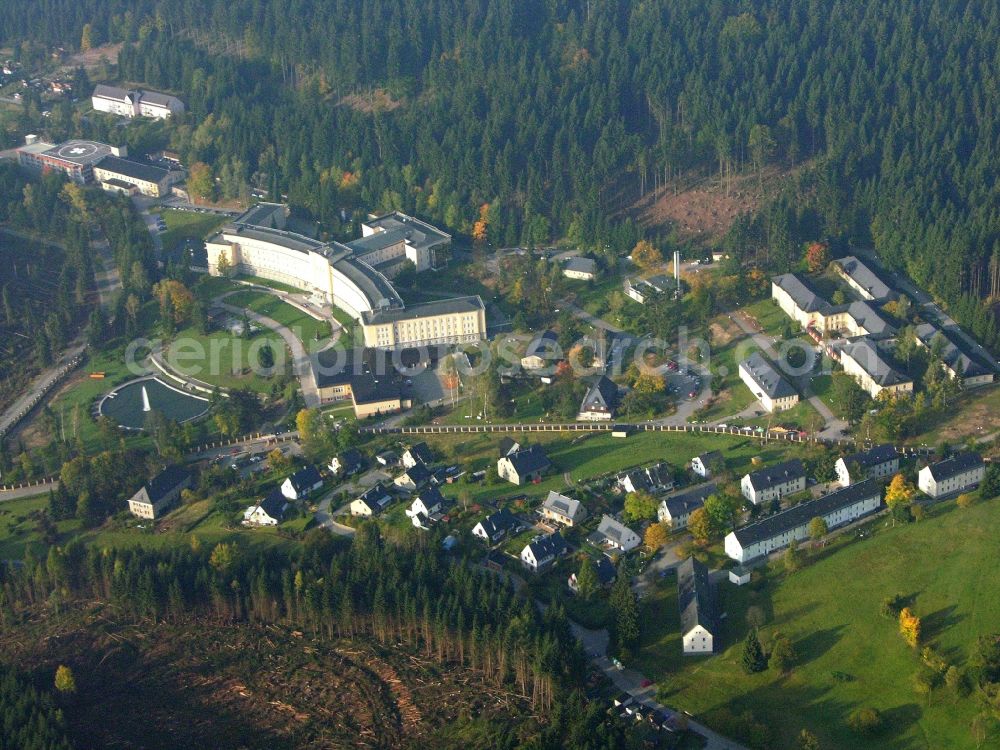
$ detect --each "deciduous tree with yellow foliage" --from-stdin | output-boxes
[899,606,921,648]
[630,240,663,270]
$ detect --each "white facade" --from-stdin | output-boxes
[835,455,899,487]
[738,360,798,413]
[682,625,714,654]
[243,503,284,526]
[741,471,806,506]
[918,462,985,499]
[725,484,881,563]
[839,342,913,400]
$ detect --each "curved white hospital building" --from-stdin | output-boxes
[206,204,486,350]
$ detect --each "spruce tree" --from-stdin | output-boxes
[742,628,767,674]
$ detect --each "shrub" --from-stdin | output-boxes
[847,707,883,734]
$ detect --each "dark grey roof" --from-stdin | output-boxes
[478,508,518,538]
[841,340,910,387]
[662,483,717,518]
[840,444,898,472]
[361,295,483,325]
[225,223,325,254]
[835,256,897,301]
[733,479,881,547]
[618,462,673,493]
[677,557,715,636]
[745,459,806,492]
[334,256,404,310]
[526,532,567,560]
[350,372,402,405]
[504,445,551,476]
[288,464,322,492]
[499,437,521,457]
[93,84,133,102]
[693,451,724,471]
[740,352,797,400]
[406,442,434,464]
[143,465,191,503]
[402,462,432,484]
[580,375,618,413]
[925,452,984,482]
[336,448,364,470]
[364,211,451,251]
[594,557,617,585]
[346,228,408,254]
[772,273,830,313]
[416,486,449,512]
[258,488,288,520]
[843,301,897,339]
[596,514,636,544]
[138,89,182,108]
[542,491,583,520]
[357,483,392,512]
[915,323,998,378]
[236,202,286,229]
[564,256,597,274]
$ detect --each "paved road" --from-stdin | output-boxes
[0,481,58,501]
[731,311,848,439]
[213,299,322,407]
[572,619,747,750]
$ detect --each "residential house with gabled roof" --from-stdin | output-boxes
[588,515,641,553]
[577,375,619,421]
[741,459,806,505]
[281,465,323,500]
[393,461,433,493]
[329,448,365,476]
[918,452,985,499]
[563,256,598,280]
[498,445,551,485]
[678,557,716,654]
[658,484,717,529]
[498,437,521,457]
[350,484,393,516]
[243,488,289,526]
[520,532,568,571]
[405,486,452,528]
[568,556,617,592]
[126,465,192,519]
[540,491,588,527]
[725,479,882,562]
[835,444,900,486]
[617,462,674,495]
[521,330,560,371]
[401,442,434,469]
[472,508,521,543]
[691,451,725,479]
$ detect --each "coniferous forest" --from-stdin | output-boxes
[3,1,1000,347]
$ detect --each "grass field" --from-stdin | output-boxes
[164,324,288,393]
[422,430,800,507]
[743,299,791,338]
[153,209,227,252]
[637,496,1000,749]
[0,494,82,560]
[696,336,761,422]
[223,289,332,345]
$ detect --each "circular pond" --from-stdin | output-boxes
[99,377,210,430]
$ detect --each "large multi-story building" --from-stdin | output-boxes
[771,273,896,340]
[833,256,897,302]
[93,155,184,198]
[738,352,799,413]
[725,479,883,563]
[741,459,806,506]
[913,323,998,388]
[16,136,123,184]
[92,84,185,119]
[839,339,913,399]
[205,204,484,350]
[835,444,900,486]
[918,452,985,499]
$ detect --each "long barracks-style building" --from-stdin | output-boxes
[205,203,486,350]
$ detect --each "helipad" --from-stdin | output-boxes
[44,140,114,166]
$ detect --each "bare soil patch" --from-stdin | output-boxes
[629,165,801,245]
[340,89,405,114]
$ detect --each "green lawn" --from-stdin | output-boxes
[235,274,303,295]
[0,494,82,560]
[696,337,762,422]
[743,299,791,338]
[810,374,838,413]
[223,289,332,345]
[637,496,1000,749]
[153,208,227,252]
[427,430,801,508]
[164,324,288,393]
